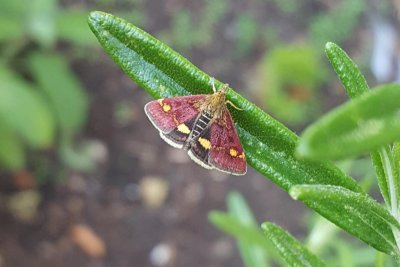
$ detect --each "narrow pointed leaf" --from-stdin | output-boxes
[0,119,25,169]
[87,11,361,194]
[208,211,272,251]
[394,142,400,209]
[371,150,391,207]
[392,142,400,213]
[378,146,400,213]
[261,222,325,267]
[325,41,392,211]
[0,65,54,147]
[227,192,269,267]
[208,211,284,266]
[227,191,258,225]
[290,185,400,255]
[394,143,400,171]
[297,84,400,160]
[28,53,88,139]
[325,42,369,98]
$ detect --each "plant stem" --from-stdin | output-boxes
[381,148,398,217]
[380,147,400,252]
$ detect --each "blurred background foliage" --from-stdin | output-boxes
[1,0,400,266]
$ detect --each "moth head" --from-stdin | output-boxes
[219,83,229,94]
[200,81,230,119]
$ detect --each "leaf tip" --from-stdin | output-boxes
[295,139,310,159]
[261,222,272,232]
[87,11,106,26]
[289,186,303,200]
[325,42,336,51]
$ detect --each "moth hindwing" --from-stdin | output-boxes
[144,80,246,175]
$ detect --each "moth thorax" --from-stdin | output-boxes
[201,91,226,119]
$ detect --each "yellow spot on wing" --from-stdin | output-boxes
[198,137,211,150]
[162,103,171,112]
[230,148,238,157]
[158,99,164,105]
[177,123,191,134]
[238,152,245,159]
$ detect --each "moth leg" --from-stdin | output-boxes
[225,100,244,111]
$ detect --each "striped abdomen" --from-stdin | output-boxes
[191,112,212,140]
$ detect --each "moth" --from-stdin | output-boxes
[144,78,246,175]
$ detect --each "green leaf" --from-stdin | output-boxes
[0,1,27,41]
[208,211,272,251]
[227,191,257,225]
[394,142,400,209]
[394,146,400,165]
[227,192,269,267]
[0,118,25,170]
[0,65,54,147]
[87,11,361,194]
[378,146,400,214]
[290,185,400,255]
[28,52,88,139]
[371,150,391,207]
[392,142,400,192]
[27,0,57,47]
[209,211,286,266]
[0,18,24,41]
[297,84,400,160]
[261,222,325,267]
[325,42,369,98]
[325,41,392,215]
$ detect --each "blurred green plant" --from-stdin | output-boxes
[252,44,325,126]
[209,191,324,266]
[88,11,400,266]
[210,191,395,266]
[0,1,93,172]
[158,0,227,51]
[234,14,258,57]
[209,192,273,267]
[309,0,365,49]
[272,0,301,15]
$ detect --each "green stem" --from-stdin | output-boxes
[381,148,398,217]
[380,147,400,251]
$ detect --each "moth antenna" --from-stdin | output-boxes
[211,78,229,93]
[211,77,217,93]
[226,100,244,111]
